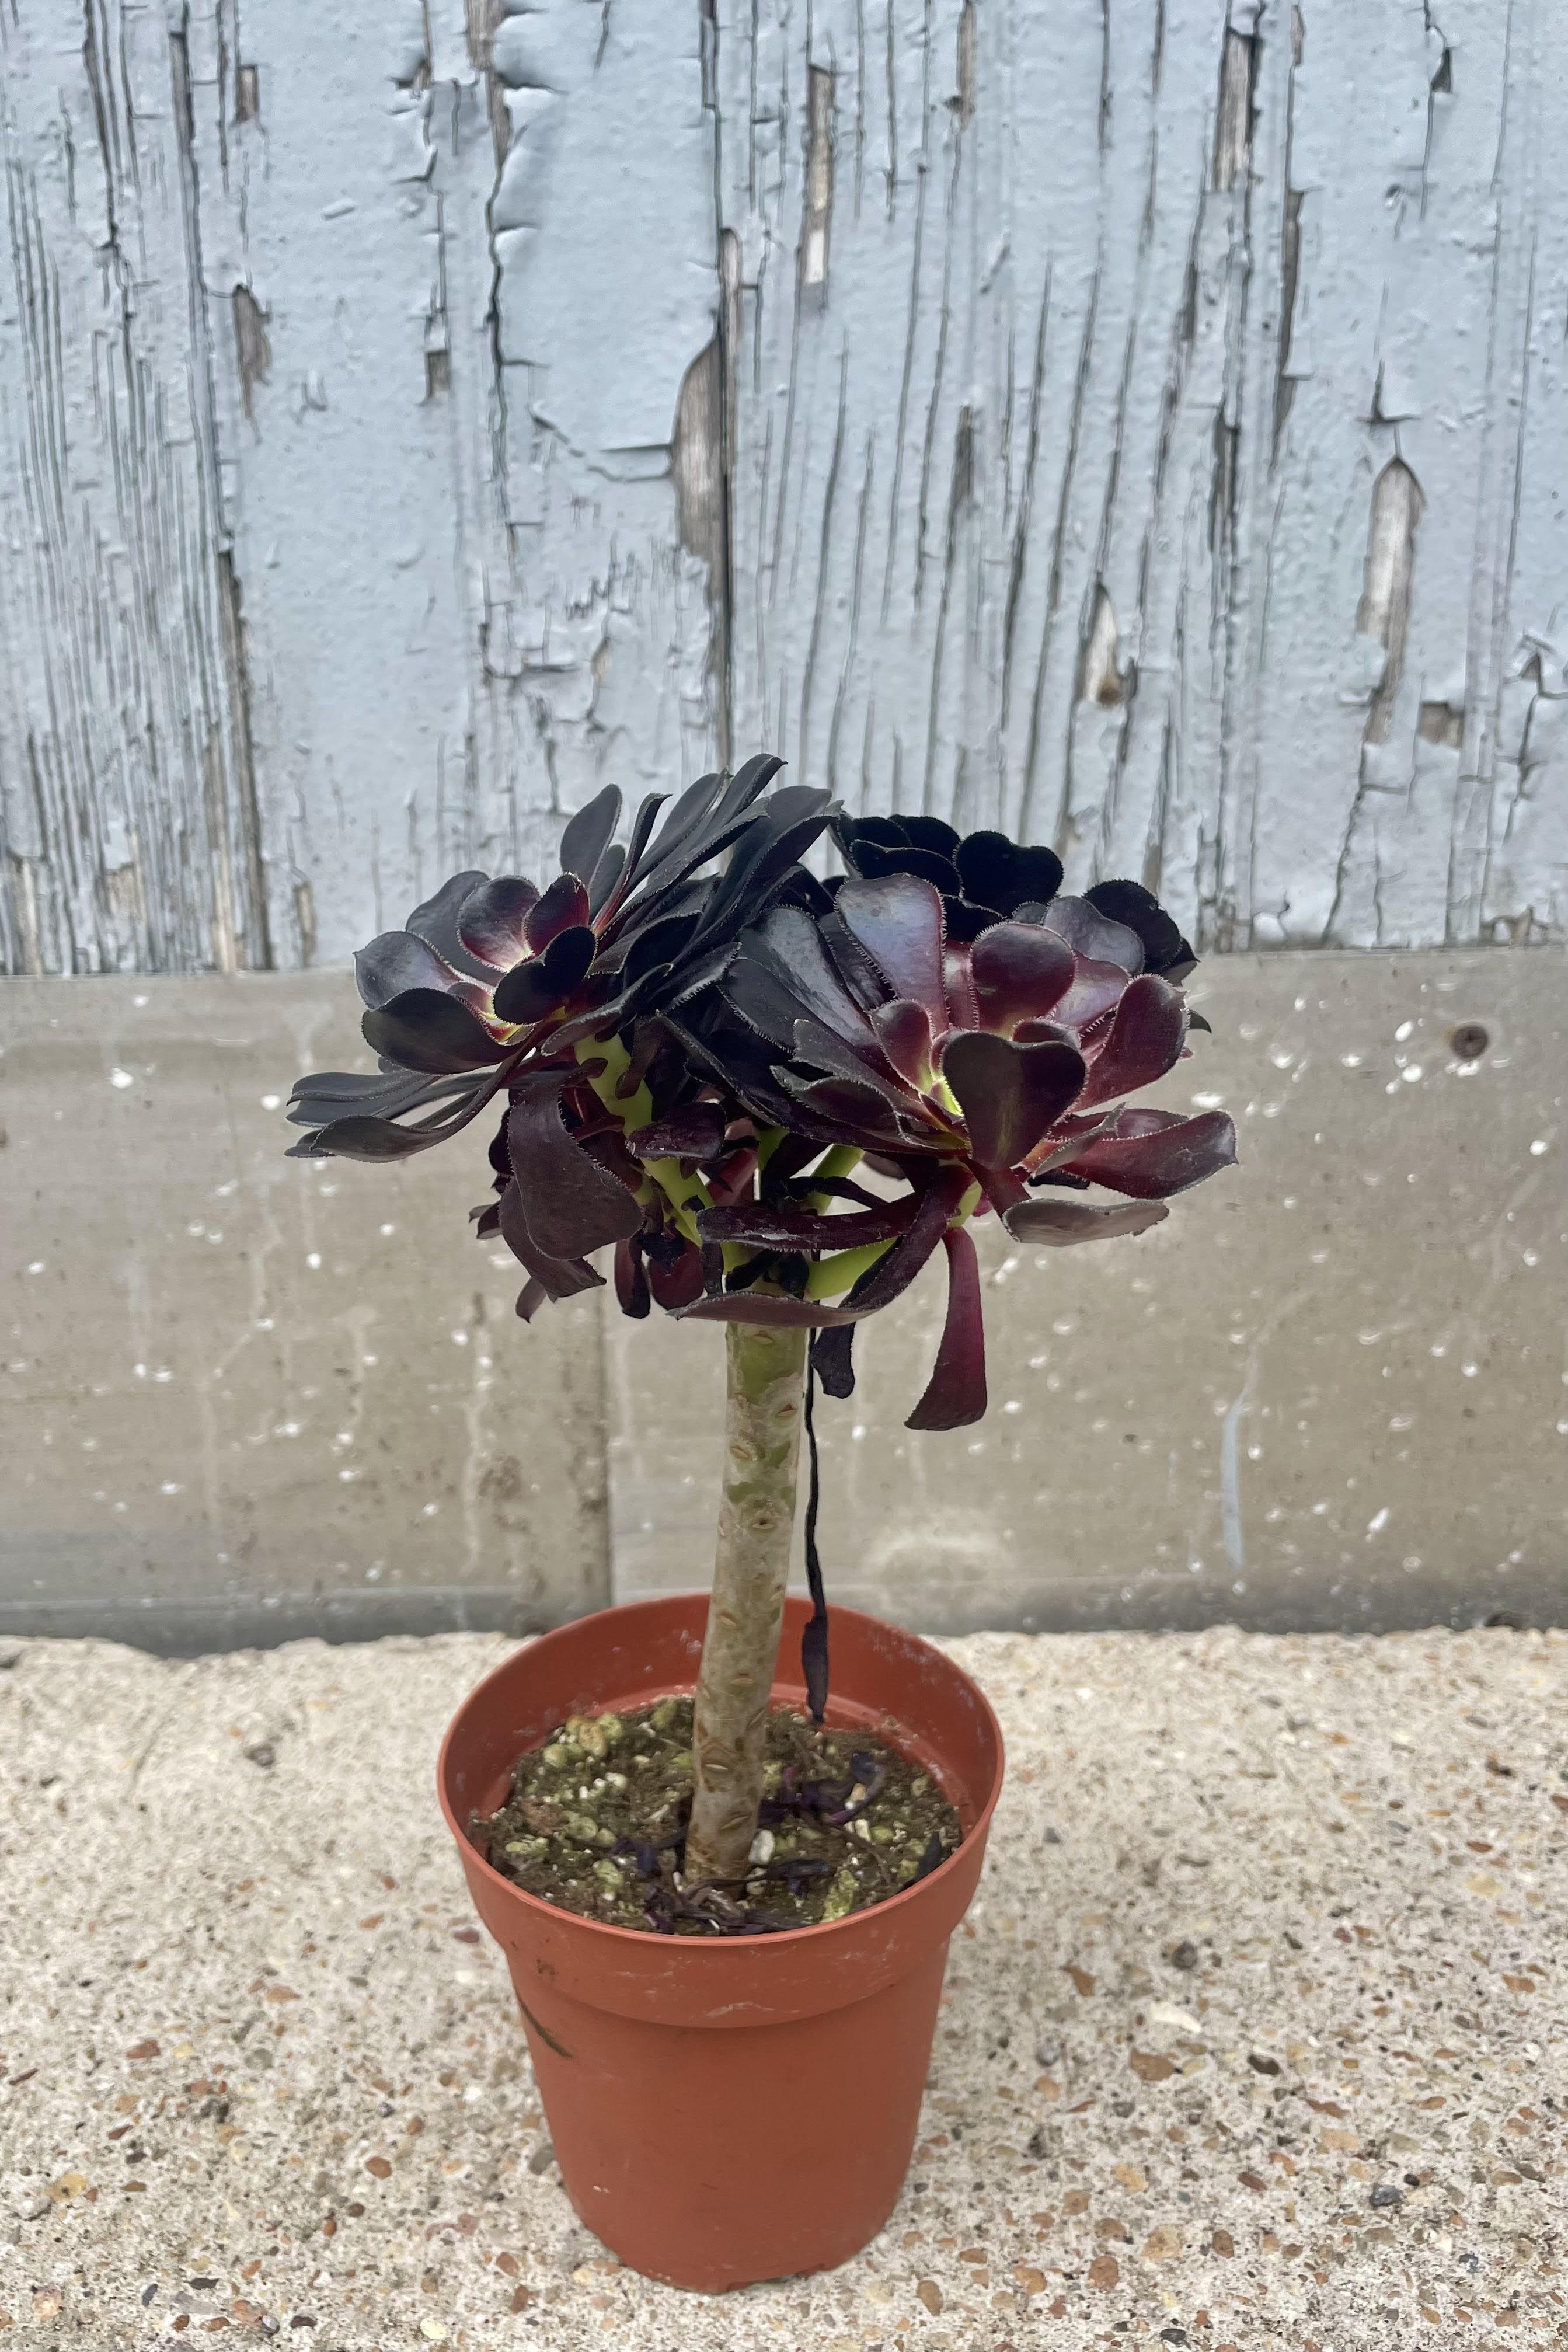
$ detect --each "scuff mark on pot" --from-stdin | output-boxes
[516,1997,573,2060]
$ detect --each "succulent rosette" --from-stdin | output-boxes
[287,766,1235,1429]
[663,850,1235,1426]
[287,756,831,1300]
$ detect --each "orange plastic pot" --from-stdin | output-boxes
[437,1593,1004,2291]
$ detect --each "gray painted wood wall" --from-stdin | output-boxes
[4,0,1564,977]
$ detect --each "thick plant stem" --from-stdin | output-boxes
[683,1321,809,1887]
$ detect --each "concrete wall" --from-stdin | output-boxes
[612,949,1568,1636]
[1,976,609,1650]
[4,951,1563,1647]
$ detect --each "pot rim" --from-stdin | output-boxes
[436,1591,1005,1956]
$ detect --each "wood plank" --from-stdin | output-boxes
[715,0,1568,947]
[5,0,1564,968]
[2,972,609,1639]
[189,0,724,970]
[0,0,267,973]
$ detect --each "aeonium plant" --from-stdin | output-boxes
[287,758,1236,1928]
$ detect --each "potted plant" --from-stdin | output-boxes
[286,758,1236,2290]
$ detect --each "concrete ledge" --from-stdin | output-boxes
[4,952,1566,1647]
[614,949,1568,1635]
[1,977,609,1653]
[2,1623,1563,2345]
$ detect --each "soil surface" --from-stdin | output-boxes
[468,1695,963,1932]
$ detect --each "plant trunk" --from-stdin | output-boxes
[683,1321,809,1887]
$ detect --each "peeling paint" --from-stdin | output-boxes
[4,0,1566,971]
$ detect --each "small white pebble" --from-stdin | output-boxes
[110,1068,135,1089]
[748,1828,775,1865]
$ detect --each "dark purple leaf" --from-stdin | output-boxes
[525,873,591,953]
[834,874,947,1018]
[587,842,626,917]
[1077,973,1188,1107]
[1039,893,1145,973]
[405,870,496,980]
[1003,1196,1170,1245]
[943,942,981,1031]
[668,1166,963,1323]
[673,1291,865,1327]
[614,1235,651,1318]
[1010,1017,1077,1047]
[1024,1110,1117,1173]
[626,1103,728,1161]
[1057,1107,1237,1198]
[619,910,701,992]
[515,1277,550,1322]
[559,784,622,885]
[789,1016,911,1102]
[830,1163,969,1312]
[1085,878,1194,977]
[599,790,669,917]
[286,1068,475,1126]
[1050,955,1133,1037]
[941,895,1001,943]
[774,1072,928,1150]
[687,793,834,951]
[697,1194,919,1250]
[498,1173,608,1299]
[835,813,910,855]
[491,925,596,1026]
[955,832,1064,915]
[819,904,895,1013]
[507,1082,643,1262]
[708,750,787,831]
[629,771,724,892]
[720,956,818,1051]
[969,921,1076,1034]
[905,1225,987,1430]
[941,1032,1086,1170]
[901,815,961,858]
[353,929,462,1011]
[646,1239,706,1312]
[871,998,936,1088]
[361,988,510,1075]
[810,1323,856,1399]
[457,877,541,969]
[287,1114,443,1162]
[745,904,882,1049]
[778,1172,894,1211]
[849,839,961,894]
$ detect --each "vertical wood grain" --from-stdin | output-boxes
[0,0,269,973]
[2,0,1565,968]
[715,0,1568,949]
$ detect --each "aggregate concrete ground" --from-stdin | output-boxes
[1,1625,1564,2352]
